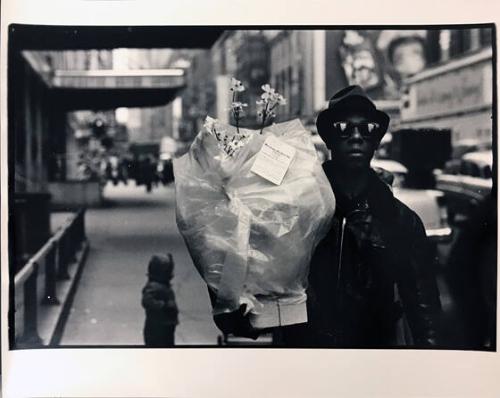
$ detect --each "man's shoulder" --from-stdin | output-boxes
[392,196,419,218]
[369,170,425,233]
[392,196,426,235]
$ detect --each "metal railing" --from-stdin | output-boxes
[14,208,87,348]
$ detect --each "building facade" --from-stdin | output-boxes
[269,30,315,123]
[400,28,494,151]
[169,28,493,150]
[14,49,116,189]
[211,31,239,119]
[172,48,215,143]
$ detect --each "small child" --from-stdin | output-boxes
[142,253,179,347]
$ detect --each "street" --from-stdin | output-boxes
[60,182,220,346]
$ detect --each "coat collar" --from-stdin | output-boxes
[323,160,398,220]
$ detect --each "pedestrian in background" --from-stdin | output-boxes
[142,254,178,347]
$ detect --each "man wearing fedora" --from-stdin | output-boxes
[305,85,442,348]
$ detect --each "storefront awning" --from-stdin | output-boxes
[11,24,224,109]
[52,69,185,89]
[22,50,187,109]
[50,69,186,109]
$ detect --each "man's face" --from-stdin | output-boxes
[329,110,378,170]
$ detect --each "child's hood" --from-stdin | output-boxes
[148,254,174,283]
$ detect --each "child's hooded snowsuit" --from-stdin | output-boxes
[142,254,179,347]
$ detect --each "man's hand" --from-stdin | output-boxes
[213,304,259,340]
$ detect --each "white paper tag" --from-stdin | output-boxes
[251,136,296,185]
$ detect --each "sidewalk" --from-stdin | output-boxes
[59,182,220,346]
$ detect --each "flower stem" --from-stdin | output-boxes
[259,102,269,135]
[231,91,235,121]
[232,90,241,135]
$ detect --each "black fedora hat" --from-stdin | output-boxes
[316,85,390,145]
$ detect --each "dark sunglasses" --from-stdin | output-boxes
[332,121,380,138]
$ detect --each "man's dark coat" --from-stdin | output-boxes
[306,161,442,348]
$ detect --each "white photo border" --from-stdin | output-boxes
[2,1,500,397]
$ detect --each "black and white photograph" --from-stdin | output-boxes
[6,24,496,352]
[3,1,500,393]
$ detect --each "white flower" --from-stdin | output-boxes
[259,84,287,108]
[260,92,272,101]
[203,116,218,133]
[230,77,245,92]
[261,84,274,94]
[231,102,248,113]
[277,95,287,105]
[260,84,276,101]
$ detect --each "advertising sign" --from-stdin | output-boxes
[338,30,382,90]
[412,60,492,119]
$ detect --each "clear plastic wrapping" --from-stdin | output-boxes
[174,119,335,328]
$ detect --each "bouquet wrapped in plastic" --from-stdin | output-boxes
[174,82,335,329]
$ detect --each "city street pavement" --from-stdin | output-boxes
[60,181,220,346]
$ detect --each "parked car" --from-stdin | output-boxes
[371,159,453,243]
[435,150,493,222]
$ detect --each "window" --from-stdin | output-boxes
[425,30,442,65]
[460,161,472,176]
[469,163,480,178]
[444,159,461,174]
[483,165,492,179]
[460,161,483,177]
[461,30,472,53]
[480,28,493,47]
[449,30,472,58]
